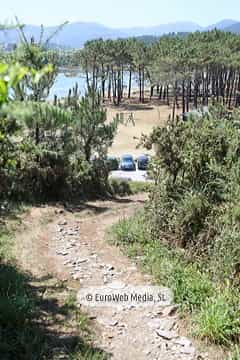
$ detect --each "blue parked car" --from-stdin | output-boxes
[137,154,150,170]
[120,154,136,171]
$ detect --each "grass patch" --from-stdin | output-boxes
[194,289,240,345]
[109,216,215,312]
[144,248,215,312]
[227,346,240,360]
[129,181,153,194]
[109,212,149,246]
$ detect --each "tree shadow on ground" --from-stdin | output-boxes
[112,103,154,111]
[109,196,146,205]
[63,202,111,215]
[62,195,145,216]
[0,262,110,360]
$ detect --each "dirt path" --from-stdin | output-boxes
[15,194,219,360]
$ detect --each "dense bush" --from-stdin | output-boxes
[0,41,123,205]
[0,67,119,203]
[144,109,240,282]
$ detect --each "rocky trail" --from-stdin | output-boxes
[16,194,215,360]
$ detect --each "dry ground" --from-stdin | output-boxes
[107,103,173,157]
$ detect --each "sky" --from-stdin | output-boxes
[1,0,240,28]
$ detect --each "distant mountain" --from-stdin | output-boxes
[0,23,124,48]
[118,21,202,37]
[50,22,125,48]
[224,22,240,34]
[0,21,200,47]
[0,20,239,49]
[206,19,238,31]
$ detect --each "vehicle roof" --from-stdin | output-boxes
[138,154,149,159]
[121,154,134,160]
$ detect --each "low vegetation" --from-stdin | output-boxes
[109,179,153,196]
[109,107,240,357]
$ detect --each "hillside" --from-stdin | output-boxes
[0,19,239,48]
[224,22,240,33]
[0,23,124,48]
[206,19,237,30]
[118,21,202,36]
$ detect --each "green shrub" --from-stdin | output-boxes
[173,191,211,247]
[144,114,240,280]
[0,150,111,203]
[211,226,240,282]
